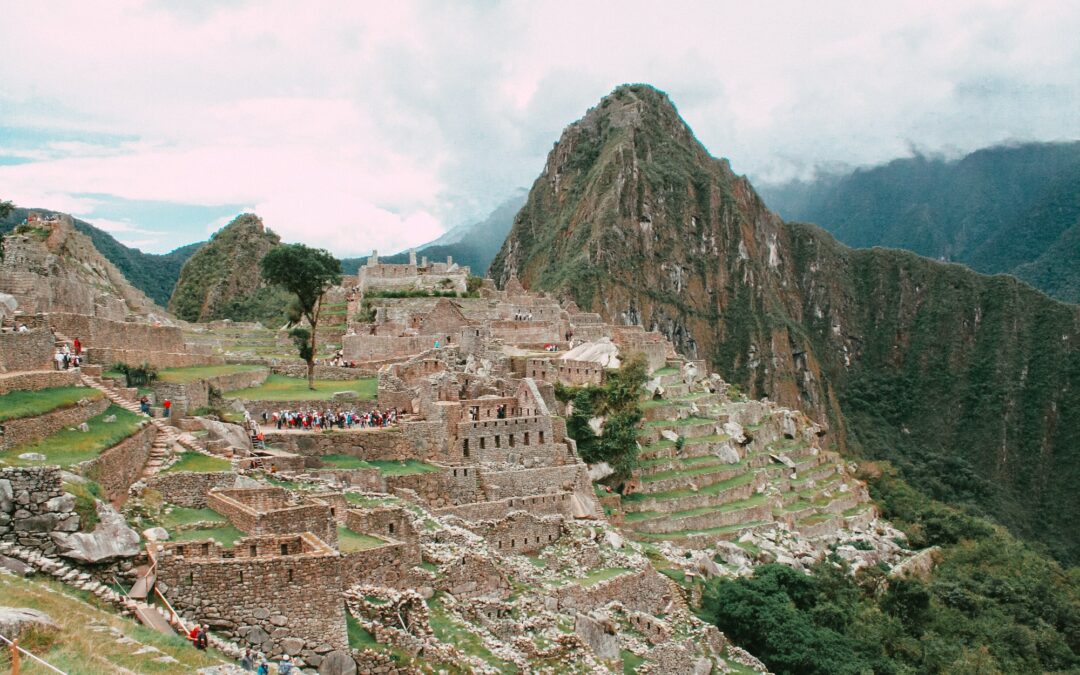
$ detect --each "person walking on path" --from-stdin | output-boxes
[73,337,81,355]
[241,648,254,671]
[162,398,172,418]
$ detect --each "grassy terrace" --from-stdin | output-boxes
[625,493,767,524]
[427,596,517,673]
[338,526,388,552]
[156,363,264,384]
[171,524,245,547]
[0,574,224,673]
[5,405,145,466]
[162,452,232,473]
[0,386,104,422]
[156,506,227,529]
[228,374,376,401]
[623,470,755,504]
[651,367,679,376]
[639,453,725,470]
[640,458,746,484]
[643,416,716,428]
[321,455,440,476]
[631,519,769,542]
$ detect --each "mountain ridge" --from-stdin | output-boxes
[490,83,1080,563]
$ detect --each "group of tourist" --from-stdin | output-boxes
[53,337,83,370]
[266,407,400,430]
[512,310,534,321]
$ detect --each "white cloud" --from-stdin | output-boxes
[0,0,1077,253]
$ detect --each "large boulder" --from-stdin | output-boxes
[574,613,619,660]
[0,293,17,322]
[0,607,59,641]
[199,418,253,453]
[51,503,140,563]
[318,650,358,675]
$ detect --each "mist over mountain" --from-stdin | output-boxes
[759,142,1080,303]
[491,84,1080,564]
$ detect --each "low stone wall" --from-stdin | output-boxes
[1,395,109,450]
[86,347,223,369]
[553,569,674,615]
[270,363,380,380]
[0,369,80,395]
[464,511,564,554]
[345,506,417,542]
[0,466,79,556]
[480,464,589,502]
[144,471,238,508]
[341,539,422,588]
[0,329,55,373]
[435,491,573,521]
[632,498,772,534]
[263,427,415,461]
[435,551,511,600]
[83,423,156,501]
[629,479,760,516]
[208,487,337,546]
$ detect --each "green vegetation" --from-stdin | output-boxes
[110,361,158,388]
[337,527,388,552]
[318,456,439,476]
[169,213,286,323]
[261,242,343,389]
[6,405,144,466]
[163,452,232,473]
[427,596,517,673]
[0,386,103,422]
[701,467,1080,675]
[346,612,380,649]
[556,353,648,484]
[0,573,223,673]
[155,506,227,529]
[574,567,631,587]
[171,524,244,547]
[155,363,263,384]
[228,373,376,401]
[621,649,645,673]
[65,479,103,529]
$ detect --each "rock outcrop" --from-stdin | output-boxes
[52,502,140,563]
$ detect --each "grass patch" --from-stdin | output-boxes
[6,405,145,467]
[622,649,646,673]
[623,471,755,503]
[322,455,439,476]
[163,452,232,473]
[0,386,103,422]
[65,479,103,529]
[171,524,244,547]
[652,367,679,376]
[640,459,743,484]
[427,597,517,673]
[343,492,395,507]
[156,364,263,384]
[644,416,716,428]
[574,567,631,587]
[157,506,227,529]
[632,519,769,541]
[0,573,223,673]
[346,612,380,649]
[228,374,376,401]
[338,526,388,552]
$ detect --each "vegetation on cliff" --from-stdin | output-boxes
[490,84,1080,564]
[761,142,1080,303]
[703,466,1080,675]
[169,213,291,324]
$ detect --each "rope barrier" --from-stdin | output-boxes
[0,632,68,674]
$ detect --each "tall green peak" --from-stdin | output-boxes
[491,88,1080,564]
[168,213,289,324]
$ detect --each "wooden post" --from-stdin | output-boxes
[11,637,20,675]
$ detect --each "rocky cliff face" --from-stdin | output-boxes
[490,84,1080,563]
[168,214,285,323]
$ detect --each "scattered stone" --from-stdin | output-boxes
[0,607,59,641]
[318,650,358,675]
[77,422,90,433]
[17,453,47,462]
[104,414,117,423]
[142,526,170,542]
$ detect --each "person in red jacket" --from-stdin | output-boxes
[73,337,82,355]
[163,398,172,418]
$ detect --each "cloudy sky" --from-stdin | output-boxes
[2,1,1078,254]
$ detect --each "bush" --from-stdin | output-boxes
[111,362,158,388]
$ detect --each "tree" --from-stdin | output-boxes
[0,199,12,261]
[260,244,342,389]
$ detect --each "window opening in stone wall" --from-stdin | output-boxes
[524,432,530,445]
[250,545,258,557]
[202,543,209,555]
[463,468,468,476]
[280,544,288,556]
[187,572,193,585]
[389,523,395,535]
[239,570,243,582]
[480,437,485,449]
[495,435,500,448]
[509,434,515,447]
[176,546,185,556]
[288,569,293,582]
[539,431,545,443]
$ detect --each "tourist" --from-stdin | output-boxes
[16,322,28,333]
[73,336,81,355]
[241,648,254,671]
[278,654,294,674]
[196,624,209,650]
[139,396,151,416]
[187,624,200,646]
[54,349,65,371]
[163,398,172,418]
[256,661,269,675]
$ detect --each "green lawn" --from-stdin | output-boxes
[163,452,232,473]
[338,526,388,552]
[622,470,755,503]
[156,364,264,384]
[652,367,679,376]
[171,524,245,547]
[156,506,227,529]
[227,374,377,401]
[321,455,439,476]
[5,405,145,466]
[0,386,104,422]
[644,416,717,428]
[622,649,646,674]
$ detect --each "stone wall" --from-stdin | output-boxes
[385,466,481,508]
[154,532,347,659]
[151,368,268,416]
[525,358,605,387]
[345,506,418,542]
[480,464,589,502]
[0,395,110,450]
[46,312,222,369]
[341,539,422,589]
[0,368,80,395]
[434,491,574,521]
[263,428,415,461]
[552,569,674,615]
[0,329,54,373]
[83,423,156,501]
[0,466,79,556]
[144,471,238,508]
[435,551,511,600]
[269,363,380,380]
[464,511,564,554]
[207,487,337,546]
